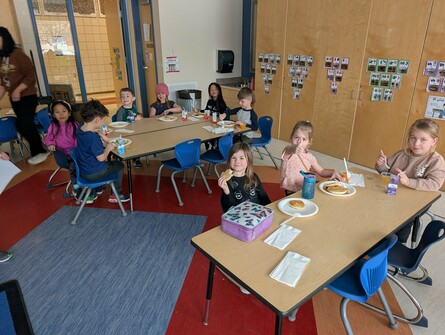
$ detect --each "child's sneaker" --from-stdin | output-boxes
[95,186,104,195]
[86,193,98,204]
[133,158,143,168]
[108,193,130,203]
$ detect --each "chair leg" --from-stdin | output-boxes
[376,287,398,329]
[255,147,264,160]
[46,167,61,188]
[182,170,187,183]
[287,308,299,322]
[360,274,425,326]
[390,264,432,285]
[191,167,198,187]
[263,145,279,169]
[196,166,212,194]
[155,164,164,192]
[214,163,220,178]
[75,187,87,205]
[110,182,127,217]
[206,162,212,176]
[170,171,184,206]
[71,187,92,225]
[63,181,72,198]
[339,298,354,335]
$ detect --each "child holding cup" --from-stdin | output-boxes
[376,118,445,242]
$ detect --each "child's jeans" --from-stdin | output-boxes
[81,161,124,194]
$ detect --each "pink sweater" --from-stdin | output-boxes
[376,149,445,191]
[44,122,78,154]
[280,150,318,192]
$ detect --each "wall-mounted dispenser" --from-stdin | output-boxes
[217,50,234,73]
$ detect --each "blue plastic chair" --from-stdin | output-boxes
[389,220,445,285]
[69,148,127,225]
[0,116,31,158]
[200,132,234,178]
[249,116,278,169]
[327,234,398,334]
[46,148,73,198]
[155,138,212,206]
[34,107,52,136]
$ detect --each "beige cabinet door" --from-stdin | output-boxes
[310,0,371,159]
[349,0,433,168]
[278,0,324,142]
[254,0,288,138]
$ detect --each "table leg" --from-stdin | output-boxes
[275,314,283,335]
[125,159,133,212]
[203,261,215,326]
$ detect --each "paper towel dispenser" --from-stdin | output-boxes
[217,50,234,73]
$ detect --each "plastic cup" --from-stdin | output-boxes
[381,172,394,184]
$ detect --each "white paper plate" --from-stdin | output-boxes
[319,181,356,197]
[108,121,129,128]
[109,137,132,147]
[278,198,319,217]
[159,116,178,122]
[217,120,236,127]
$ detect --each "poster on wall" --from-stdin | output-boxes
[424,95,445,120]
[164,56,180,73]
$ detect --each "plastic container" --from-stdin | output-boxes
[212,112,217,123]
[128,111,135,123]
[181,108,188,121]
[302,173,316,199]
[117,138,125,155]
[387,175,399,195]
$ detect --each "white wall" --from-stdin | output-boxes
[153,0,243,104]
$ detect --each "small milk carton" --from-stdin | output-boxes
[387,175,399,195]
[221,202,274,242]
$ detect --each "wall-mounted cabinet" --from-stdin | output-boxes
[255,0,442,171]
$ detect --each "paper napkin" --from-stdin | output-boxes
[115,129,135,134]
[348,173,365,187]
[214,127,234,134]
[264,224,301,250]
[188,117,199,121]
[269,251,310,287]
[203,126,215,133]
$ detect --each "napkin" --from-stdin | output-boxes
[188,117,199,121]
[203,126,215,133]
[214,127,234,134]
[348,173,365,187]
[264,224,301,250]
[114,129,135,134]
[269,251,310,287]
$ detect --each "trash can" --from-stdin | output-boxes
[177,89,202,111]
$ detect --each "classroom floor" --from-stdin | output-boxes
[1,137,444,334]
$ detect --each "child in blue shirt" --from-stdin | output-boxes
[77,100,129,204]
[219,87,259,141]
[149,83,182,117]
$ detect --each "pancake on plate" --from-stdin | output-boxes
[289,199,305,210]
[324,182,349,195]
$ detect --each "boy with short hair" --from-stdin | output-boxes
[113,87,144,167]
[77,99,129,203]
[219,87,259,141]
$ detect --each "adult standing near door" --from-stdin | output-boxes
[0,27,49,165]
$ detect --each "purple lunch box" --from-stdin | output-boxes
[221,201,274,242]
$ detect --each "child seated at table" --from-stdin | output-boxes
[113,87,143,168]
[44,100,79,190]
[149,83,182,117]
[280,121,343,196]
[376,118,445,242]
[219,87,259,141]
[77,99,130,204]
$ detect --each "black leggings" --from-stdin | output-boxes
[11,94,46,157]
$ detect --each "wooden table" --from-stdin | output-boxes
[108,116,208,137]
[191,168,441,334]
[112,122,249,211]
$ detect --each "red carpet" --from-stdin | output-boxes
[0,170,317,334]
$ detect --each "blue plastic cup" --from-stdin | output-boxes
[302,173,316,199]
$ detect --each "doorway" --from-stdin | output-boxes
[30,0,132,110]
